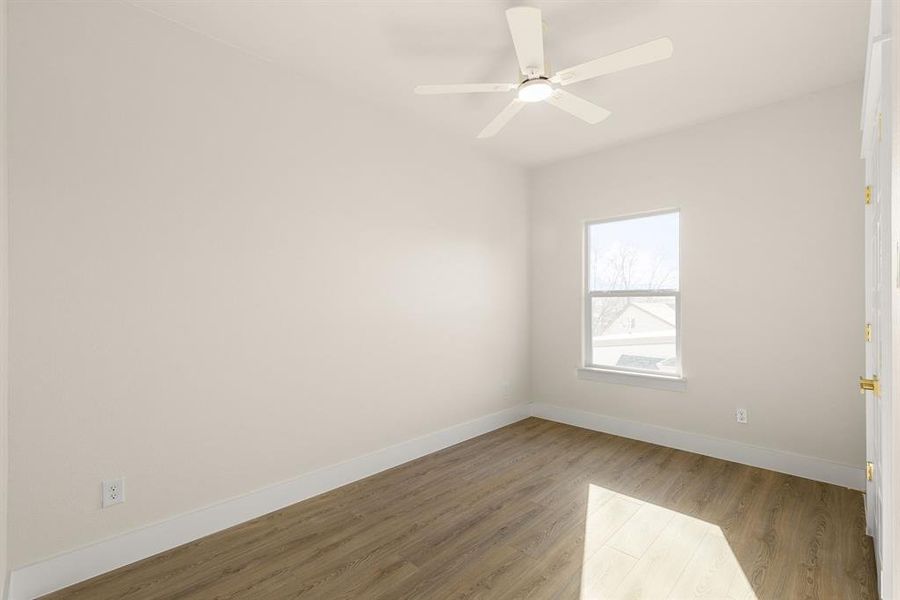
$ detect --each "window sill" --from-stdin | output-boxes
[576,367,687,392]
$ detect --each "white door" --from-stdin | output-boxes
[861,5,893,591]
[864,96,890,594]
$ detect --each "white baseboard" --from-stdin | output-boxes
[7,405,529,600]
[530,402,865,491]
[7,402,864,599]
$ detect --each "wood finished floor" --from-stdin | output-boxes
[44,418,876,600]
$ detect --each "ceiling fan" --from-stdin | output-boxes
[414,6,673,138]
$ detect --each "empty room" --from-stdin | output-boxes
[0,0,898,598]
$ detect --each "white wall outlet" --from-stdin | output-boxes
[735,408,748,424]
[102,477,125,508]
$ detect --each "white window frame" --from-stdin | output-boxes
[582,208,683,382]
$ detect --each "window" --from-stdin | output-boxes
[584,210,680,378]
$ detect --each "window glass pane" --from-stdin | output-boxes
[590,296,677,374]
[588,212,679,291]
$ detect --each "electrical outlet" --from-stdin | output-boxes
[735,408,748,424]
[102,477,125,508]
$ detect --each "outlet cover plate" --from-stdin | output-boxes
[102,477,125,508]
[736,408,748,424]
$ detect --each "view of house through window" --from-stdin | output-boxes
[585,210,680,376]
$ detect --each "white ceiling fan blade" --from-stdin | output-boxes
[477,99,525,138]
[545,90,611,124]
[414,83,516,95]
[552,37,673,86]
[506,7,545,77]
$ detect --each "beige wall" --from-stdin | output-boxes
[1,0,8,593]
[530,82,865,467]
[5,0,868,579]
[7,1,529,567]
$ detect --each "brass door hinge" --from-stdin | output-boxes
[865,323,872,342]
[866,461,874,481]
[866,186,872,205]
[860,375,880,396]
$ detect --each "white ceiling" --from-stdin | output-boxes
[134,0,869,166]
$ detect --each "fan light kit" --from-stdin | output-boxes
[414,6,674,138]
[517,78,553,103]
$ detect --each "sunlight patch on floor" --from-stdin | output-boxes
[580,484,757,600]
